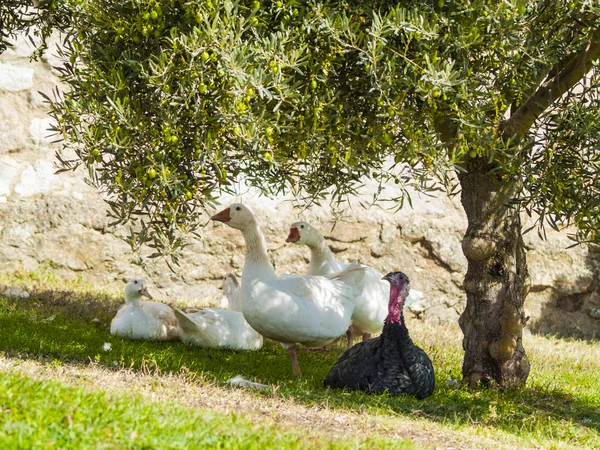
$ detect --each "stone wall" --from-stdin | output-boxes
[1,33,598,339]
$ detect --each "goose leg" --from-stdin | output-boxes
[304,345,330,352]
[287,345,302,377]
[362,333,372,342]
[304,336,340,352]
[346,326,355,350]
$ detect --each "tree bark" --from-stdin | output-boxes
[457,158,531,387]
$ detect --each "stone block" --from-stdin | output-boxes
[0,160,20,202]
[3,33,41,58]
[29,117,57,145]
[0,63,34,91]
[14,160,56,197]
[0,97,30,153]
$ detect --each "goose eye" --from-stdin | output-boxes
[236,206,241,211]
[134,280,138,284]
[300,225,304,229]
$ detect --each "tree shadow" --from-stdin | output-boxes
[0,284,598,444]
[530,245,600,341]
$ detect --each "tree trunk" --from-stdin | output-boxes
[457,158,531,388]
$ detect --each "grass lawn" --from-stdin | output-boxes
[0,272,598,449]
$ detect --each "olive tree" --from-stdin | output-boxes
[0,1,69,56]
[49,0,600,387]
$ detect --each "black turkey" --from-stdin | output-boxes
[324,271,435,399]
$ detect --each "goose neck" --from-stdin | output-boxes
[125,295,142,307]
[308,238,337,273]
[241,221,276,276]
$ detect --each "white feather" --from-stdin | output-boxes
[174,307,263,350]
[227,375,269,389]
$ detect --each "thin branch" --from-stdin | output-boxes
[502,35,600,138]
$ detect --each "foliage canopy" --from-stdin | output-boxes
[0,0,69,56]
[47,0,600,257]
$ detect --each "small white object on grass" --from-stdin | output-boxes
[227,375,269,390]
[445,378,461,388]
[4,287,30,299]
[103,342,112,352]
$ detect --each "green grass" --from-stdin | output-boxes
[0,371,404,449]
[0,275,599,449]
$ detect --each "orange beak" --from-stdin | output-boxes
[286,227,300,243]
[138,285,153,299]
[211,207,231,223]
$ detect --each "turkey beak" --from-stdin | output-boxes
[286,227,300,243]
[138,285,153,299]
[211,207,231,223]
[382,274,394,284]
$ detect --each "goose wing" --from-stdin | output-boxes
[174,308,222,347]
[271,261,364,306]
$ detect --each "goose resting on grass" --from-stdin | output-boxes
[211,203,365,376]
[219,272,242,312]
[286,221,421,348]
[174,307,263,350]
[324,271,435,399]
[110,278,180,341]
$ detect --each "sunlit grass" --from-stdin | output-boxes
[0,371,407,449]
[0,276,599,449]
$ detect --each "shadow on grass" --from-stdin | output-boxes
[1,285,599,444]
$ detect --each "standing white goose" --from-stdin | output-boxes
[286,221,420,348]
[110,278,180,340]
[211,203,365,376]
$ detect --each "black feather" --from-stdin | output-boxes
[323,272,435,399]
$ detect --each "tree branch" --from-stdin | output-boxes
[501,36,600,138]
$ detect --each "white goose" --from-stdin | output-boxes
[286,221,420,348]
[211,203,365,376]
[110,278,180,340]
[219,272,242,312]
[174,307,263,350]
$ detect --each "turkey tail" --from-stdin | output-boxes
[328,261,365,297]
